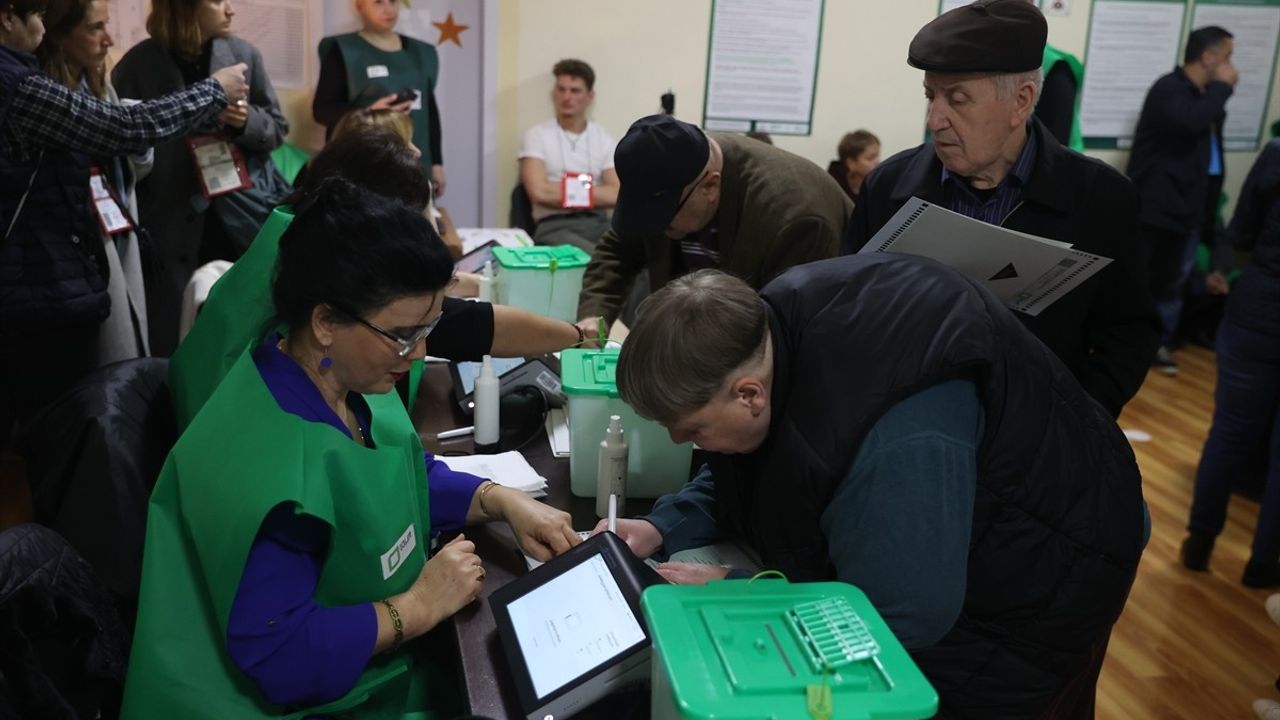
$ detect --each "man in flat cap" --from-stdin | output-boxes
[844,0,1159,419]
[574,115,849,336]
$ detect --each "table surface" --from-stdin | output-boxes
[412,361,654,720]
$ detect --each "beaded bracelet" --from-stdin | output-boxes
[568,321,587,347]
[381,598,403,653]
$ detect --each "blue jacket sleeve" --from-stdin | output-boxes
[226,504,377,708]
[642,464,721,557]
[425,452,485,533]
[820,380,983,649]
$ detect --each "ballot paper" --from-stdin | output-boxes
[861,197,1112,316]
[442,451,548,497]
[545,407,571,458]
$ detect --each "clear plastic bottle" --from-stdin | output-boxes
[473,355,501,454]
[477,260,494,303]
[596,415,628,518]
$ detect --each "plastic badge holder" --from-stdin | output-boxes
[492,245,589,322]
[560,349,694,499]
[641,580,938,720]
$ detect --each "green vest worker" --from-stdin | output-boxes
[123,179,579,718]
[1037,44,1085,152]
[313,0,445,194]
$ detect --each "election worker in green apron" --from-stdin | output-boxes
[122,178,580,719]
[170,126,588,430]
[313,0,445,195]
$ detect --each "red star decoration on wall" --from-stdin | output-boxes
[433,11,469,47]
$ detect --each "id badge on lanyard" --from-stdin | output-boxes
[185,133,252,198]
[89,165,134,236]
[561,172,595,209]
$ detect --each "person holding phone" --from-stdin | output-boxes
[313,0,445,196]
[112,0,292,356]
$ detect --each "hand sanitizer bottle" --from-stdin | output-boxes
[477,260,494,303]
[596,415,628,518]
[473,355,501,454]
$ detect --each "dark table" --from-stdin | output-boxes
[412,362,654,720]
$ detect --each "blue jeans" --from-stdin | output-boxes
[1146,227,1200,346]
[1187,314,1280,563]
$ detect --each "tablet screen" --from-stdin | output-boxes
[504,554,648,699]
[455,356,526,395]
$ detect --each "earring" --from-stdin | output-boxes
[319,346,333,370]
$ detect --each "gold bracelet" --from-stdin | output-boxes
[477,480,499,518]
[381,598,403,653]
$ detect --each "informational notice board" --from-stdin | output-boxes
[702,0,825,136]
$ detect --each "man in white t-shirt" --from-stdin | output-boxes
[518,59,620,251]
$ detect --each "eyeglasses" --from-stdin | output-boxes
[335,305,442,358]
[670,169,710,220]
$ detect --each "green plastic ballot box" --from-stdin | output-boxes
[560,348,694,499]
[492,245,589,322]
[641,580,938,720]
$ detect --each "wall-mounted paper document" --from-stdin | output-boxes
[1078,0,1187,148]
[1191,0,1280,151]
[860,198,1112,317]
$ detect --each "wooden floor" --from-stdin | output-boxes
[1100,345,1280,719]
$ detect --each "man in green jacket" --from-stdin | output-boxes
[574,115,849,333]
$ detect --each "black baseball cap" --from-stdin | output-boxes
[611,115,710,238]
[908,0,1047,74]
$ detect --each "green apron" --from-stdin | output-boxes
[169,206,425,430]
[319,33,439,171]
[1042,44,1085,153]
[123,348,441,719]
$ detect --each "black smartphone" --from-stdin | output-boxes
[392,88,418,105]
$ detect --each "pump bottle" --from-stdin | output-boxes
[596,415,628,517]
[477,260,494,303]
[473,355,501,454]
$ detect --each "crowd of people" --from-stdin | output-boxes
[2,0,1279,717]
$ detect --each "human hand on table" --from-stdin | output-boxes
[590,517,663,559]
[493,487,579,561]
[653,562,730,585]
[399,534,484,633]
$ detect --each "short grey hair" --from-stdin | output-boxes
[616,270,767,424]
[993,68,1043,109]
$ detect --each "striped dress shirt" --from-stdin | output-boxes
[941,130,1038,226]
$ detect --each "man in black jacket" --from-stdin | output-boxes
[843,0,1159,418]
[1128,26,1237,375]
[608,258,1147,718]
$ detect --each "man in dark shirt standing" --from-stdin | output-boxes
[1128,26,1237,375]
[845,0,1159,418]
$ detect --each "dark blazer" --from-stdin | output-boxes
[112,37,289,355]
[844,119,1160,417]
[1126,67,1231,232]
[577,133,850,324]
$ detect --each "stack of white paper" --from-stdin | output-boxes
[442,451,548,497]
[544,408,571,458]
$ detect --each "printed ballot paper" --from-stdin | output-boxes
[861,197,1111,316]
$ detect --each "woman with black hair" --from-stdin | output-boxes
[122,178,579,719]
[170,124,594,430]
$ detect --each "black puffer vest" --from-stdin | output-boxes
[1,45,109,336]
[712,254,1145,717]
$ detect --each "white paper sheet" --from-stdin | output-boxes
[861,198,1112,317]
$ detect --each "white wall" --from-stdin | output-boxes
[493,0,1280,226]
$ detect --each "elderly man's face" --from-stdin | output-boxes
[924,72,1026,179]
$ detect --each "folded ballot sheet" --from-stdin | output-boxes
[442,451,548,497]
[861,197,1112,316]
